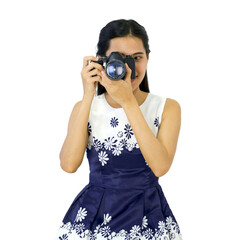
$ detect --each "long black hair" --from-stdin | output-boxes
[96,19,151,95]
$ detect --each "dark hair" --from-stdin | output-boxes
[96,19,151,95]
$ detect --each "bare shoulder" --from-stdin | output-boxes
[162,97,181,122]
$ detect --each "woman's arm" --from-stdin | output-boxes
[59,94,94,173]
[122,97,181,177]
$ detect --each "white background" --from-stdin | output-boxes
[0,0,239,239]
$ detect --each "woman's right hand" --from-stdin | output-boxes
[81,56,104,96]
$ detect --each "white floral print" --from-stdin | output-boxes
[75,207,87,222]
[142,216,148,229]
[93,138,102,152]
[102,213,112,225]
[112,144,124,156]
[57,210,183,240]
[98,151,109,166]
[87,132,149,167]
[126,142,135,152]
[158,221,166,232]
[104,136,117,150]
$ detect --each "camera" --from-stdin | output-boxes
[90,51,136,81]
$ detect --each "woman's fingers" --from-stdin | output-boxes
[84,61,104,73]
[83,56,98,67]
[125,63,132,80]
[86,68,101,78]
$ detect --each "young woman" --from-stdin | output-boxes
[56,19,183,240]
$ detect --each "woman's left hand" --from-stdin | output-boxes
[99,63,134,107]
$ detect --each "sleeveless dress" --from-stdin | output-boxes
[55,92,183,240]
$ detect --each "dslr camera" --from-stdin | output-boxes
[90,51,136,81]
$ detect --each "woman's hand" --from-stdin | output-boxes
[81,56,104,97]
[99,63,134,107]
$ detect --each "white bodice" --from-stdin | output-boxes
[86,92,166,154]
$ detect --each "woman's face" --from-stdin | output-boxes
[104,36,149,92]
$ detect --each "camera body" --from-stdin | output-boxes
[91,51,136,81]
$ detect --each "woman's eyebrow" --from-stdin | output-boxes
[120,52,144,57]
[132,52,144,55]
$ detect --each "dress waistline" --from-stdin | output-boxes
[88,181,160,191]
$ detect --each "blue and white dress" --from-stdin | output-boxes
[55,92,183,240]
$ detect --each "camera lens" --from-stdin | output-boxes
[107,64,115,76]
[106,61,126,80]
